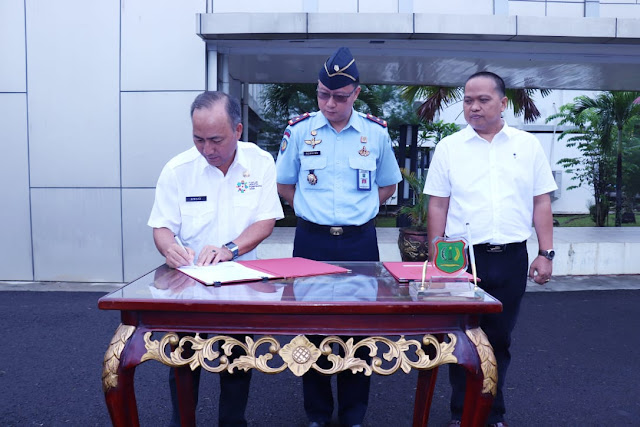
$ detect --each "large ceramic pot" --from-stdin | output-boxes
[398,227,429,262]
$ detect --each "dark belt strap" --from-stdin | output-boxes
[297,218,375,236]
[473,241,526,253]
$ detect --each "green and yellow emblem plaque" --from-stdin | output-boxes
[433,238,469,274]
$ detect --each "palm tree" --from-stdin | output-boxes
[262,83,384,118]
[546,105,614,226]
[262,83,318,117]
[573,91,640,226]
[261,84,416,147]
[401,86,552,123]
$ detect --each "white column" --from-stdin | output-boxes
[242,83,249,141]
[399,0,413,13]
[494,0,508,15]
[585,0,600,17]
[206,48,218,91]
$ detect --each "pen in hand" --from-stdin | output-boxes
[174,235,194,266]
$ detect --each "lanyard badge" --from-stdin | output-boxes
[357,170,371,191]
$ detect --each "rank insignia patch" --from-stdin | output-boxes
[288,112,311,126]
[366,113,387,128]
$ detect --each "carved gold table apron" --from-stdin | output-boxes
[99,262,501,427]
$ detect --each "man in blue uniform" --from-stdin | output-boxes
[276,47,402,427]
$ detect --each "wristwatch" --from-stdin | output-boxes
[224,241,239,260]
[538,249,555,261]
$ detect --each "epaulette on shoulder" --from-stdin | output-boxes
[288,112,311,126]
[366,113,387,128]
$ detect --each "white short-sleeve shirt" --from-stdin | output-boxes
[148,142,284,260]
[423,123,557,245]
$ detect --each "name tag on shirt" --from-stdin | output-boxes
[186,196,207,202]
[357,170,371,191]
[304,151,321,156]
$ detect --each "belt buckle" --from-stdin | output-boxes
[329,226,343,236]
[486,244,505,253]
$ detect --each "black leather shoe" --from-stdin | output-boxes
[309,422,329,427]
[488,423,509,427]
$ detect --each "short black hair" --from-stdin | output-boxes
[466,71,506,97]
[190,91,241,130]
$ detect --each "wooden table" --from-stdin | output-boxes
[99,261,502,426]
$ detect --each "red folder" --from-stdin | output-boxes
[383,262,474,283]
[239,257,349,279]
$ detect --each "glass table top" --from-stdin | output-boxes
[100,262,499,307]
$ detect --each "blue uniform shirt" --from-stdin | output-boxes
[276,110,401,226]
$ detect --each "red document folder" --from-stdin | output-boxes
[382,262,474,283]
[238,257,349,279]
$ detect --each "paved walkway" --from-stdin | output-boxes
[2,286,639,426]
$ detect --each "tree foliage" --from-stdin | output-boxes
[420,120,461,146]
[401,85,551,123]
[398,168,429,230]
[547,105,614,226]
[572,92,640,226]
[623,133,640,212]
[548,92,640,226]
[258,84,419,152]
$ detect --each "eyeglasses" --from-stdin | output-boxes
[316,86,358,103]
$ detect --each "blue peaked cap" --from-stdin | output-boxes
[318,47,359,90]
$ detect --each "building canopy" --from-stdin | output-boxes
[197,13,640,91]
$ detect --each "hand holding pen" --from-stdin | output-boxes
[169,235,195,268]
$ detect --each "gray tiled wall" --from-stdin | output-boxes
[2,0,640,282]
[1,0,206,282]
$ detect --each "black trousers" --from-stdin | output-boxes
[168,334,252,427]
[449,241,528,425]
[293,219,379,426]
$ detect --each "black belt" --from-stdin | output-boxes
[474,241,526,253]
[297,218,375,236]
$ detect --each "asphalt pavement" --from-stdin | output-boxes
[1,277,639,426]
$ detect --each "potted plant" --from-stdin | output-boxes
[394,120,459,261]
[397,168,430,261]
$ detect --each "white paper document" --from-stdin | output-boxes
[178,261,275,285]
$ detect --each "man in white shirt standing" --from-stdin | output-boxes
[424,71,557,427]
[148,91,284,426]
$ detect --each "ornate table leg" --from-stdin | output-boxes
[460,327,498,427]
[172,333,200,427]
[412,367,439,427]
[102,324,139,427]
[412,332,448,426]
[174,366,197,427]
